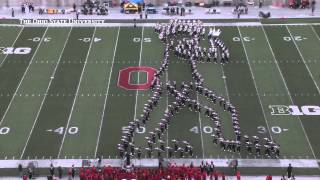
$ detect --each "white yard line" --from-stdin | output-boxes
[0,26,24,67]
[310,25,320,42]
[165,70,169,158]
[57,27,97,158]
[196,94,205,158]
[0,27,48,128]
[237,26,273,141]
[261,25,318,162]
[20,27,73,159]
[133,26,145,120]
[94,26,121,157]
[220,66,230,102]
[286,25,320,94]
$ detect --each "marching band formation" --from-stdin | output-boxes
[118,19,280,165]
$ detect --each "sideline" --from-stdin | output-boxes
[0,158,318,168]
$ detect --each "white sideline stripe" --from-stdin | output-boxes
[260,25,318,162]
[7,22,320,28]
[20,27,73,159]
[0,27,48,128]
[0,158,318,168]
[0,26,24,67]
[237,26,273,141]
[58,27,97,158]
[94,26,121,157]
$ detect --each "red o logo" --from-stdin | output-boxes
[118,66,157,90]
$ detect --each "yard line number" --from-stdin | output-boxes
[283,36,307,42]
[28,37,51,42]
[190,126,213,134]
[233,37,255,42]
[257,125,288,134]
[122,126,146,134]
[133,37,151,43]
[48,126,79,135]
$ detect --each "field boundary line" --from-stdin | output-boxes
[237,26,273,141]
[57,27,97,158]
[260,25,318,162]
[285,25,320,94]
[20,27,73,159]
[133,26,145,120]
[0,158,318,168]
[16,22,320,28]
[0,24,23,27]
[310,25,320,51]
[0,27,48,128]
[196,94,205,158]
[0,26,24,67]
[95,26,121,157]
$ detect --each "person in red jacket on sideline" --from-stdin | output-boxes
[236,171,241,180]
[266,174,272,180]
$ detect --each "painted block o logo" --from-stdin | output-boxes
[118,66,157,90]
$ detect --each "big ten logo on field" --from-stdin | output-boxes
[269,105,320,116]
[0,47,31,55]
[118,66,157,90]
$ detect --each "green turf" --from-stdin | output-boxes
[0,23,320,174]
[264,25,320,159]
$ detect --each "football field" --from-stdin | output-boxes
[0,22,320,172]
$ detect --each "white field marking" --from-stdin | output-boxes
[261,25,318,161]
[133,26,145,120]
[58,27,97,158]
[0,26,24,67]
[16,22,320,28]
[20,27,73,159]
[237,26,273,141]
[0,158,319,168]
[94,26,120,157]
[310,25,320,39]
[286,25,320,94]
[0,24,23,27]
[196,94,205,158]
[0,27,48,128]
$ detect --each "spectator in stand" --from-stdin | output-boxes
[23,174,28,180]
[49,163,55,177]
[221,172,226,180]
[236,170,241,180]
[266,174,272,180]
[73,3,77,12]
[259,0,263,8]
[11,8,14,17]
[18,164,22,177]
[287,163,293,178]
[21,4,25,13]
[58,166,63,179]
[311,0,316,15]
[27,167,32,179]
